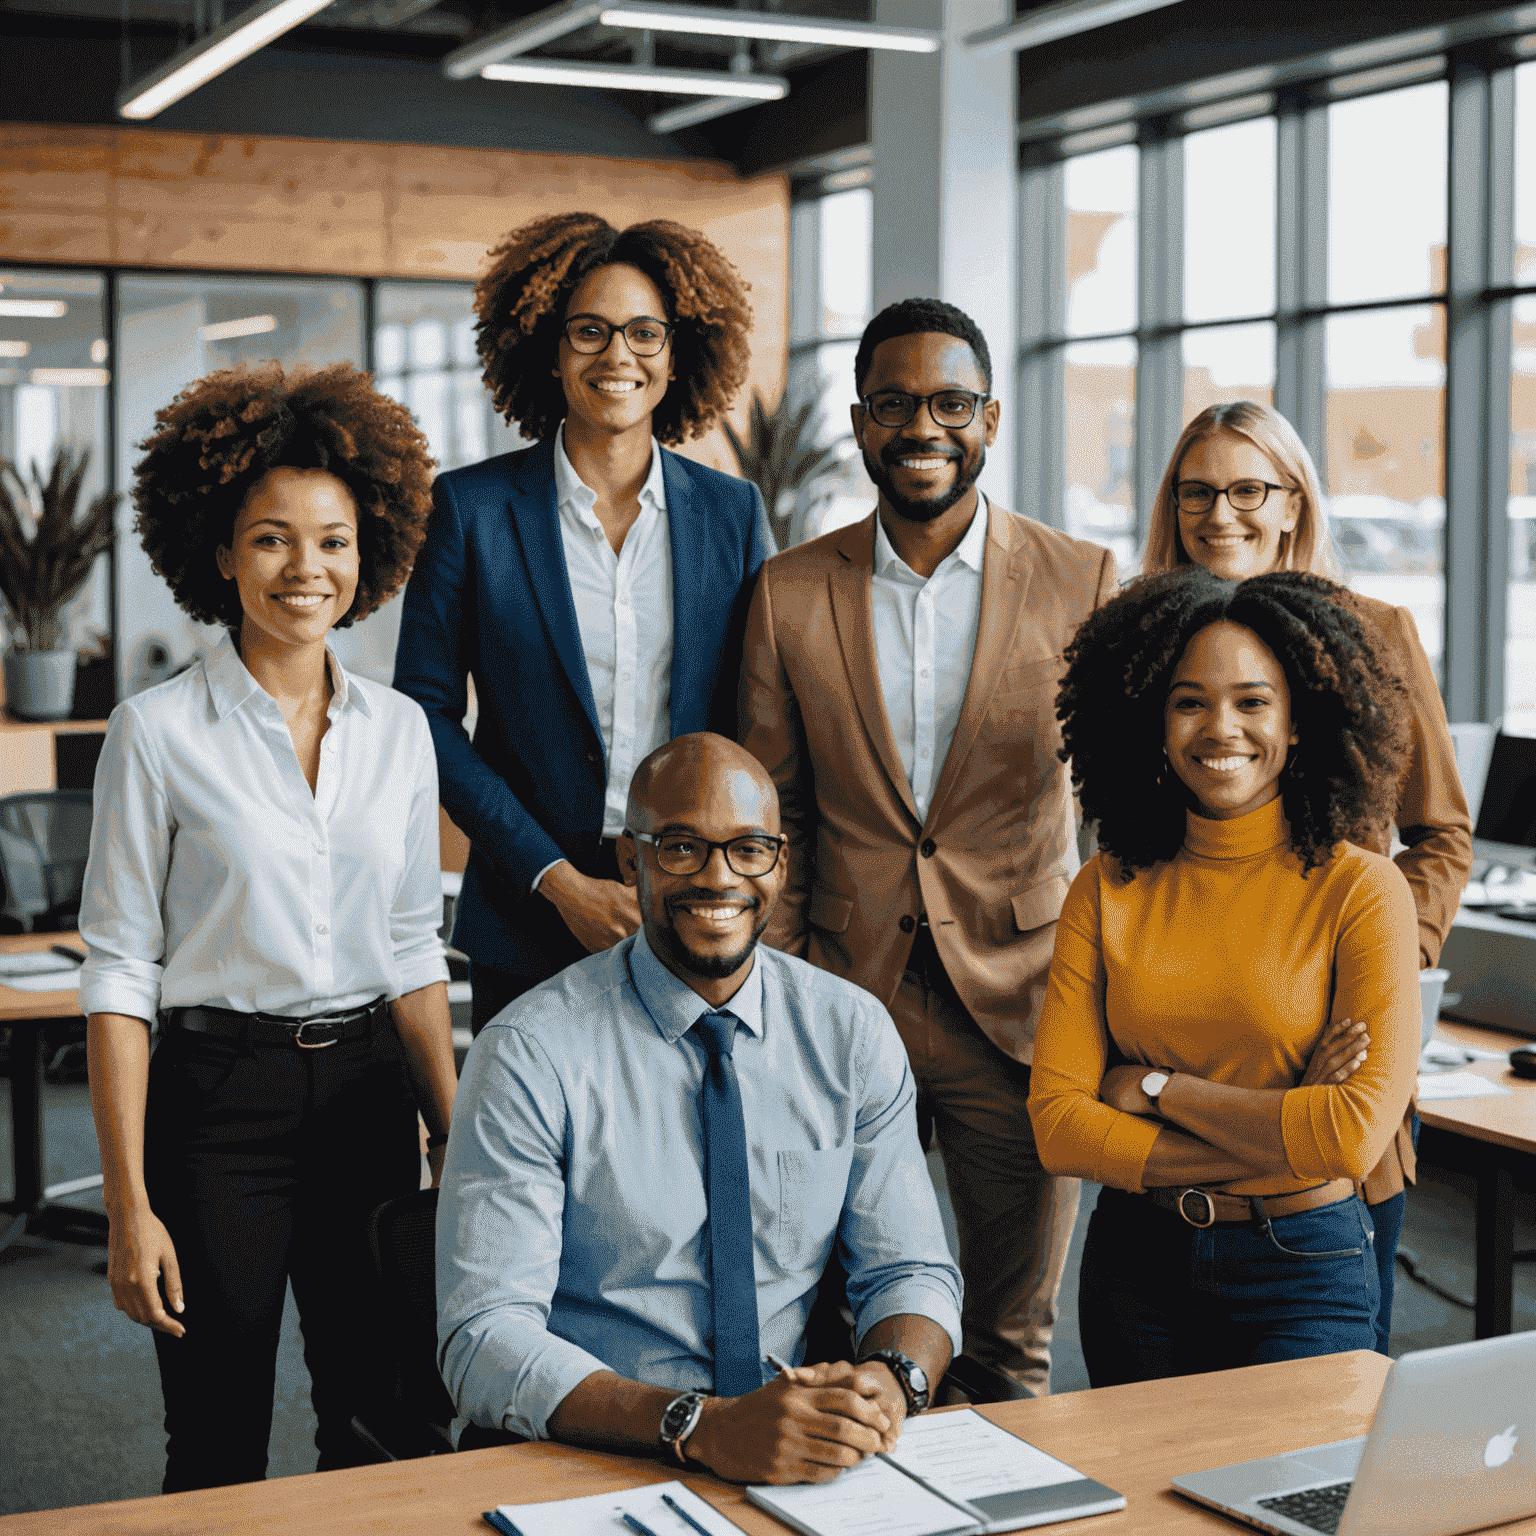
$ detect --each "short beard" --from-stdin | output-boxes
[652,896,771,981]
[863,442,985,525]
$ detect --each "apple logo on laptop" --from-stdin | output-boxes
[1484,1425,1519,1468]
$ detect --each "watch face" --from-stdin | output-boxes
[908,1363,929,1393]
[661,1394,700,1441]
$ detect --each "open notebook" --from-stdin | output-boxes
[747,1408,1125,1536]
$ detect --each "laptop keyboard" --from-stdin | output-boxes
[1256,1481,1354,1534]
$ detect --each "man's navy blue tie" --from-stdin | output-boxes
[694,1008,762,1398]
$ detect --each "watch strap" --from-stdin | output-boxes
[857,1347,929,1413]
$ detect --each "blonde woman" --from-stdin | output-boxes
[1140,400,1473,1351]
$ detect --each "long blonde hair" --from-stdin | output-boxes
[1140,401,1342,581]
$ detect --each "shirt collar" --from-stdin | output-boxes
[873,492,988,580]
[626,927,765,1045]
[202,630,370,721]
[553,421,668,523]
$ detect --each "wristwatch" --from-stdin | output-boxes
[856,1348,930,1414]
[658,1390,706,1463]
[1141,1070,1171,1112]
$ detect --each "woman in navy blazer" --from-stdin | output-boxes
[394,213,771,1029]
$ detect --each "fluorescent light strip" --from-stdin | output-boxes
[119,0,338,120]
[1059,122,1137,155]
[967,0,1182,55]
[598,4,937,52]
[1327,55,1445,99]
[0,341,30,358]
[1327,27,1444,72]
[200,314,278,341]
[1183,92,1274,131]
[649,94,764,132]
[31,369,111,387]
[0,299,67,318]
[443,0,601,79]
[482,58,786,97]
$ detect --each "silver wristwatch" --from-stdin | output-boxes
[659,1390,706,1463]
[1141,1070,1171,1112]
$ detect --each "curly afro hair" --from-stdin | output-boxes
[1056,568,1410,878]
[853,296,992,396]
[473,211,753,445]
[133,362,435,631]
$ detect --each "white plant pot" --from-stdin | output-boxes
[4,648,77,721]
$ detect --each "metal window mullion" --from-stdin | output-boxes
[1018,158,1065,527]
[1133,131,1183,549]
[104,267,120,697]
[1275,97,1327,471]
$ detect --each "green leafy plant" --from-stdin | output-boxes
[0,447,117,651]
[722,388,853,550]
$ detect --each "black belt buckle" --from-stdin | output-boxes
[1178,1188,1216,1228]
[292,1019,342,1049]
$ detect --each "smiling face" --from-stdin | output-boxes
[215,467,359,659]
[556,262,674,446]
[1175,432,1300,580]
[852,331,999,526]
[1165,621,1298,822]
[622,741,786,996]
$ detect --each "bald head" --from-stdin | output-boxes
[626,732,779,835]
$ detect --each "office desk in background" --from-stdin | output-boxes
[1420,1018,1536,1339]
[8,1351,1506,1536]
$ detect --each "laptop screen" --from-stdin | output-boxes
[1474,731,1536,848]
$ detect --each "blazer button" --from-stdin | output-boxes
[899,915,915,934]
[920,838,936,858]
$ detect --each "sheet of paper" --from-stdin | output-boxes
[494,1478,745,1536]
[885,1410,1081,1501]
[1417,1071,1510,1100]
[1,968,80,992]
[749,1454,975,1536]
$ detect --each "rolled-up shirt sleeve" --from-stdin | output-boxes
[79,702,171,1024]
[390,706,451,997]
[841,1000,964,1357]
[436,1026,611,1440]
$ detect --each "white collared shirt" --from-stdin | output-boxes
[79,632,449,1021]
[550,421,674,840]
[870,495,988,820]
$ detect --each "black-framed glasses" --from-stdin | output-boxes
[628,829,785,877]
[860,389,989,429]
[562,314,675,357]
[1175,479,1291,514]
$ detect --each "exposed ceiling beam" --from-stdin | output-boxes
[966,0,1182,56]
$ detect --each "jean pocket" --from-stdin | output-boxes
[1258,1195,1367,1260]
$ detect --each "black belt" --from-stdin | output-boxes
[162,997,388,1050]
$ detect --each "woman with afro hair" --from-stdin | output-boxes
[394,212,771,1030]
[80,362,458,1492]
[1028,568,1421,1384]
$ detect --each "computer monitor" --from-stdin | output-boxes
[1472,730,1536,873]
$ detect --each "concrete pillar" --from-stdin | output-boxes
[870,0,1017,506]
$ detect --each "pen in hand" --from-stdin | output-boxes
[764,1352,795,1378]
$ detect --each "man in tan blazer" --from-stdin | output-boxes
[739,298,1116,1394]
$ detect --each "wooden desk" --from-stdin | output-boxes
[1418,1018,1536,1339]
[14,1350,1521,1536]
[0,931,99,1249]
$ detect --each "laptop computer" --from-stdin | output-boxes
[1171,1331,1536,1536]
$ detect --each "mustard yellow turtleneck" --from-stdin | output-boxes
[1027,795,1420,1196]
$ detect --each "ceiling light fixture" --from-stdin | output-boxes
[118,0,338,119]
[649,94,766,132]
[31,369,111,387]
[0,300,67,318]
[443,0,601,79]
[199,315,279,341]
[482,57,787,97]
[0,341,30,358]
[967,0,1182,55]
[598,4,938,52]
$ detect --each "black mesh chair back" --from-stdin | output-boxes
[0,791,93,931]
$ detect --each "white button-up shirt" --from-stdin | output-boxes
[870,496,988,820]
[548,421,673,843]
[79,633,449,1021]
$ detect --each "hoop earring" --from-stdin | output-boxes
[1156,749,1171,789]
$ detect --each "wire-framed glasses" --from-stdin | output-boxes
[860,389,989,429]
[628,829,785,877]
[1175,479,1290,514]
[562,314,675,357]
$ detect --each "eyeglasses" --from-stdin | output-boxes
[859,389,989,429]
[562,314,674,357]
[628,829,785,877]
[1175,479,1291,514]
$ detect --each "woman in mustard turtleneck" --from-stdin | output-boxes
[1028,567,1420,1384]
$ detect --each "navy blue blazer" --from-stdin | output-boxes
[393,437,772,979]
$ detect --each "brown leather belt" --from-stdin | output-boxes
[1145,1177,1356,1228]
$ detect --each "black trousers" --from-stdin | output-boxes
[144,1018,419,1493]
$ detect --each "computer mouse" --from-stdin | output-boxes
[1510,1045,1536,1080]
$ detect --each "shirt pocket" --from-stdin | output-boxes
[776,1145,854,1275]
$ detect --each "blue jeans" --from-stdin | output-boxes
[1078,1186,1380,1386]
[1365,1110,1421,1355]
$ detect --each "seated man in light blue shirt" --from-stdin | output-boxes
[437,732,962,1485]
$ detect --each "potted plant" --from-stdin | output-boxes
[0,447,117,721]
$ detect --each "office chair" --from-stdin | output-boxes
[0,791,93,931]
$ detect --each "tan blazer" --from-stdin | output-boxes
[740,502,1118,1064]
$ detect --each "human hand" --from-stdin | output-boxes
[1300,1017,1369,1087]
[797,1359,909,1451]
[541,865,641,953]
[107,1204,185,1337]
[1100,1063,1160,1116]
[427,1141,447,1188]
[684,1372,890,1484]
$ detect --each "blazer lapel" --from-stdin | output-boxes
[829,516,921,825]
[661,447,700,737]
[507,439,603,743]
[924,501,1032,827]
